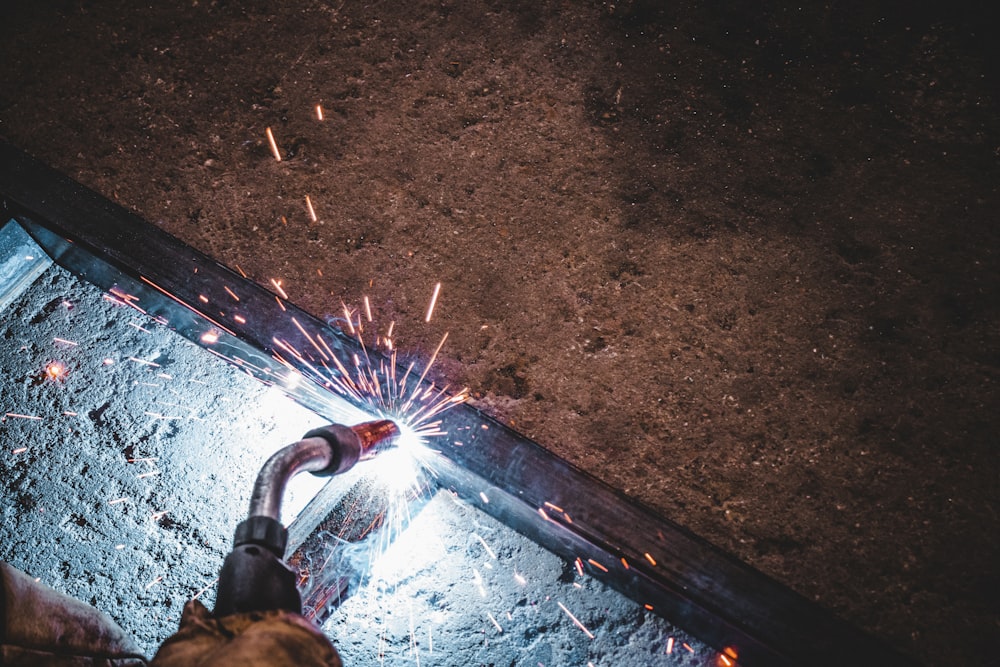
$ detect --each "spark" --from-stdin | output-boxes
[317,334,338,361]
[305,195,317,222]
[557,601,595,639]
[472,568,487,597]
[425,282,441,322]
[271,278,289,299]
[45,361,67,380]
[683,642,695,653]
[644,552,657,566]
[142,278,240,342]
[192,577,219,600]
[53,337,78,346]
[234,314,247,324]
[198,294,209,303]
[12,447,28,454]
[486,612,503,634]
[292,317,328,361]
[364,296,373,322]
[223,286,240,302]
[513,572,526,586]
[4,413,42,421]
[145,576,163,590]
[266,126,282,162]
[341,303,355,335]
[316,104,324,120]
[574,558,584,577]
[666,637,674,654]
[151,510,169,521]
[128,322,152,333]
[63,411,77,416]
[137,471,160,479]
[128,357,160,367]
[402,332,449,411]
[201,331,220,344]
[479,491,489,504]
[473,534,497,560]
[587,559,608,573]
[109,287,140,304]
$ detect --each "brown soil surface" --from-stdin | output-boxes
[2,1,997,664]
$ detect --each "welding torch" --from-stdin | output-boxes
[213,419,399,617]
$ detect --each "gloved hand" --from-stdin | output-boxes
[0,561,146,666]
[150,599,341,667]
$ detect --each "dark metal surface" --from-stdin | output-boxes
[0,139,914,666]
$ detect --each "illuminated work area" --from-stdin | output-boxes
[0,222,711,664]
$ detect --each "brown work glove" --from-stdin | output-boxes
[150,599,341,667]
[0,561,147,666]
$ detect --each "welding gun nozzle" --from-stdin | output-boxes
[351,419,401,460]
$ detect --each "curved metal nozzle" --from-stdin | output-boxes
[353,419,401,460]
[217,420,399,617]
[245,419,401,531]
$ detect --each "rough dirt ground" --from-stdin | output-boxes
[1,1,997,665]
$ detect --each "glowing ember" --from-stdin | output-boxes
[265,126,282,162]
[425,282,441,322]
[270,278,289,299]
[45,361,67,381]
[305,195,317,222]
[557,600,595,639]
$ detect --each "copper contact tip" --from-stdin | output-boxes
[351,419,400,459]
